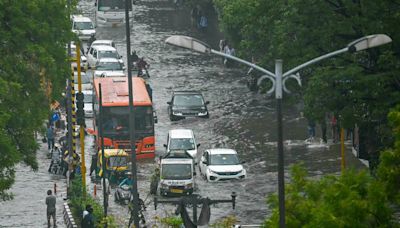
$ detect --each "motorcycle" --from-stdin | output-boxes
[115,185,132,205]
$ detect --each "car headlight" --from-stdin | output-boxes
[198,111,208,116]
[208,169,216,175]
[184,183,193,189]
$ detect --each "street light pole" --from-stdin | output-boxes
[165,34,391,228]
[124,0,139,227]
[275,59,285,227]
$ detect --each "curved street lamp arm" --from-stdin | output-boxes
[210,49,275,78]
[282,47,349,78]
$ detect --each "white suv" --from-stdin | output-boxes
[198,148,246,182]
[71,15,95,41]
[164,129,200,160]
[87,45,123,67]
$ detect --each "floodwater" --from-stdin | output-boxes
[0,0,366,227]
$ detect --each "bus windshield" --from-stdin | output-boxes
[98,0,132,11]
[102,106,154,140]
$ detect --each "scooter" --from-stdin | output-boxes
[115,185,132,205]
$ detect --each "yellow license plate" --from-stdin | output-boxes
[170,188,183,194]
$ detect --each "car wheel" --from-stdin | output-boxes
[169,114,178,121]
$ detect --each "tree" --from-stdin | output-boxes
[213,0,400,160]
[0,0,73,200]
[264,165,398,227]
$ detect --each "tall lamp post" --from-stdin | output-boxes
[165,34,392,228]
[125,0,140,227]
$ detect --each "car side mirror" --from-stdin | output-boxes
[163,144,167,148]
[197,143,201,148]
[167,101,171,105]
[205,101,210,105]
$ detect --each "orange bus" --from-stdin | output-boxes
[92,77,155,159]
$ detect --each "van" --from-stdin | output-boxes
[87,45,123,67]
[164,129,200,160]
[159,150,195,196]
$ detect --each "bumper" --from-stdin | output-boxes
[207,173,246,182]
[160,187,193,196]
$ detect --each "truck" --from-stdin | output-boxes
[159,150,195,196]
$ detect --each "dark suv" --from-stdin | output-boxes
[167,91,209,121]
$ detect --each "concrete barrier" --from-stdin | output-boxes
[63,202,78,228]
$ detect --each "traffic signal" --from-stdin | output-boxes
[76,92,85,125]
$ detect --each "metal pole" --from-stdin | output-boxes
[341,128,345,172]
[77,43,87,197]
[66,79,74,196]
[99,84,108,218]
[275,59,285,228]
[125,0,139,227]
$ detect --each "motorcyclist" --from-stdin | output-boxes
[119,172,134,188]
[88,34,96,47]
[131,51,139,67]
[136,57,150,77]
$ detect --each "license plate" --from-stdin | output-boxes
[170,188,183,194]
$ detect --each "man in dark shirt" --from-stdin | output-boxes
[45,189,56,227]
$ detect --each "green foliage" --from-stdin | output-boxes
[377,106,400,204]
[69,175,118,228]
[264,165,398,227]
[0,0,74,200]
[210,215,238,227]
[154,215,183,227]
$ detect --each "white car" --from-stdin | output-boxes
[164,129,200,160]
[87,45,123,67]
[198,148,246,182]
[67,43,88,71]
[71,15,96,41]
[73,72,93,91]
[86,40,116,54]
[93,58,125,77]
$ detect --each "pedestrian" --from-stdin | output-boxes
[198,14,208,32]
[82,205,94,228]
[223,43,232,67]
[331,115,338,143]
[46,125,55,150]
[190,6,200,28]
[321,118,327,143]
[307,119,316,139]
[82,204,92,219]
[45,189,56,228]
[89,154,97,176]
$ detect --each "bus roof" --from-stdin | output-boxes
[93,77,152,106]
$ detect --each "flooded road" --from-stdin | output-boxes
[0,0,366,227]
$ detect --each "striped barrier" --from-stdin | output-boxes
[63,202,78,228]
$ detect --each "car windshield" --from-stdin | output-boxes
[173,94,204,106]
[161,164,192,180]
[169,138,195,150]
[99,51,119,59]
[84,93,93,103]
[96,61,122,71]
[210,154,239,165]
[108,156,127,168]
[74,22,94,30]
